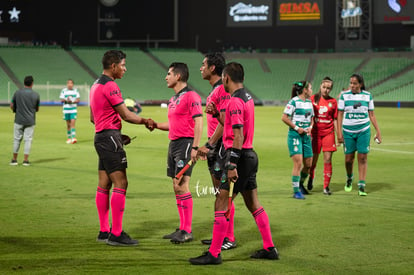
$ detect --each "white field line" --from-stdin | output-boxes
[371,147,414,154]
[370,142,414,154]
[375,142,414,146]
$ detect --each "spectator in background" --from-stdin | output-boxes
[10,75,40,166]
[60,79,80,144]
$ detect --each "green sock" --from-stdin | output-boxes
[71,128,76,138]
[358,180,366,190]
[67,130,71,139]
[292,176,300,192]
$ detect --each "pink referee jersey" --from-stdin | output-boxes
[89,75,124,133]
[223,88,255,150]
[168,87,202,141]
[206,81,231,138]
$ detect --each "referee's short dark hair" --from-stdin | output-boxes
[223,62,244,83]
[24,76,34,86]
[169,62,189,82]
[205,52,226,76]
[102,50,126,70]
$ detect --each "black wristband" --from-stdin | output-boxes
[229,148,242,164]
[192,146,199,150]
[212,112,219,118]
[205,142,214,150]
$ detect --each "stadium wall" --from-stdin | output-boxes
[0,1,413,52]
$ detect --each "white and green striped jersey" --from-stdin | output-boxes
[338,90,374,133]
[283,96,314,131]
[60,88,80,114]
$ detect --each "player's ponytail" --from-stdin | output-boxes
[291,81,307,98]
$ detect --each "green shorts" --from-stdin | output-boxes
[63,113,77,120]
[287,131,313,158]
[343,128,371,154]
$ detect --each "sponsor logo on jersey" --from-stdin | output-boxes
[230,109,242,115]
[319,105,328,115]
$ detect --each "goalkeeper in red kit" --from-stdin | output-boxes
[307,77,338,195]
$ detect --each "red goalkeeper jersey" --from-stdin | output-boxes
[311,95,337,137]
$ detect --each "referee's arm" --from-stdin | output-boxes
[115,103,148,125]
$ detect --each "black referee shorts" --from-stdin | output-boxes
[167,137,195,178]
[220,149,258,194]
[207,138,226,180]
[94,129,127,174]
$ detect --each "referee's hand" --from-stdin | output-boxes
[228,169,238,183]
[121,134,131,145]
[196,146,209,161]
[205,102,219,116]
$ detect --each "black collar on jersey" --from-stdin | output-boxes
[212,79,222,90]
[232,88,245,97]
[95,74,113,85]
[232,88,252,103]
[173,86,191,100]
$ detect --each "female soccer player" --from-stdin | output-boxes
[337,74,382,196]
[282,81,314,199]
[308,77,338,195]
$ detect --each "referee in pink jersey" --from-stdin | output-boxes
[90,50,153,246]
[197,52,236,250]
[152,62,203,244]
[190,62,279,265]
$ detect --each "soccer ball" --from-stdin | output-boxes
[67,96,73,103]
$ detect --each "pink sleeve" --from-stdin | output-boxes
[188,92,203,118]
[218,86,229,112]
[228,98,244,128]
[210,88,220,106]
[104,82,124,107]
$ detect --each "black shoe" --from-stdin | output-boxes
[171,230,193,244]
[323,187,332,195]
[201,239,212,245]
[106,231,138,246]
[221,237,237,250]
[96,231,110,243]
[299,183,309,195]
[189,251,222,265]
[22,160,31,166]
[163,228,180,239]
[307,178,314,191]
[251,247,279,260]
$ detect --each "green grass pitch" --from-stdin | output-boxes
[0,105,413,274]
